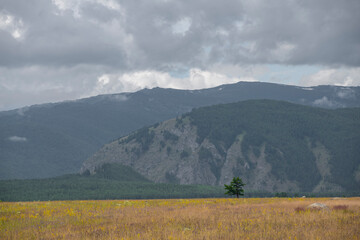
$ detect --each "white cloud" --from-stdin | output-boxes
[96,0,122,11]
[300,67,360,87]
[313,96,339,108]
[0,11,26,40]
[1,0,359,111]
[52,0,81,17]
[52,0,123,18]
[172,17,192,36]
[98,74,110,86]
[187,69,257,89]
[336,88,355,99]
[92,68,258,96]
[1,65,257,111]
[16,107,29,116]
[8,136,27,142]
[51,0,68,11]
[110,94,128,101]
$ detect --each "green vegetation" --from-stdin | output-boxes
[90,163,151,182]
[0,176,226,202]
[163,130,179,142]
[187,100,360,191]
[7,163,356,202]
[120,127,155,152]
[1,174,358,202]
[274,192,289,198]
[166,146,172,155]
[224,177,245,198]
[165,172,180,184]
[0,163,225,202]
[198,147,213,161]
[180,150,190,159]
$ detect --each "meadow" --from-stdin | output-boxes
[1,197,359,239]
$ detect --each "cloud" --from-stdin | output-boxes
[0,0,129,68]
[0,0,359,110]
[312,97,340,108]
[92,68,258,95]
[8,136,27,142]
[0,64,257,110]
[171,17,192,36]
[109,94,128,101]
[16,107,29,116]
[336,88,355,99]
[1,0,359,69]
[300,67,360,87]
[0,64,105,110]
[0,10,26,40]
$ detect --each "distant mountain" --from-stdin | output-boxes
[1,82,360,179]
[81,100,360,193]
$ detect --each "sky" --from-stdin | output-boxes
[0,0,360,111]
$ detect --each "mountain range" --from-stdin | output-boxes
[1,82,359,180]
[81,100,360,192]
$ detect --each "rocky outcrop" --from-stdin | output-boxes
[81,119,332,192]
[307,203,330,211]
[80,100,360,192]
[309,141,344,192]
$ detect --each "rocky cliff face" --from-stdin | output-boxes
[81,100,360,193]
[81,118,208,184]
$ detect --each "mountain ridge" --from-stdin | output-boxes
[81,100,360,192]
[1,81,360,179]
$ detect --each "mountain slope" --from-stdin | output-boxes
[1,82,360,179]
[81,100,360,192]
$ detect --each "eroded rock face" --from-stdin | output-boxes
[309,141,344,193]
[79,117,298,192]
[80,100,359,192]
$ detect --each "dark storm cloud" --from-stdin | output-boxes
[1,0,360,111]
[120,0,360,68]
[1,0,359,70]
[0,0,127,67]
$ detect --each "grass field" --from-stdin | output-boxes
[1,197,359,239]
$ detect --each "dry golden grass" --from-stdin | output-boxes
[1,197,359,239]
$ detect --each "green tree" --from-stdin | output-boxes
[224,177,245,198]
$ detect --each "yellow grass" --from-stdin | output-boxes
[1,197,359,239]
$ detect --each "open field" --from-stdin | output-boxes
[1,197,359,239]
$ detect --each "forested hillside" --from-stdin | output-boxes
[0,164,224,201]
[82,100,360,192]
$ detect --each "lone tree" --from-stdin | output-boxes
[224,177,245,198]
